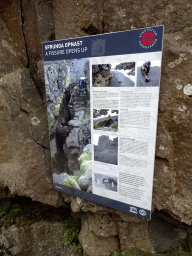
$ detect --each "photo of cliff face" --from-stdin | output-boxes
[92,62,135,87]
[94,135,118,165]
[94,167,118,192]
[93,109,118,132]
[44,58,92,193]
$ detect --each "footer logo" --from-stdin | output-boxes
[139,209,146,216]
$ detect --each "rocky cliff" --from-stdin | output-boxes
[0,0,192,255]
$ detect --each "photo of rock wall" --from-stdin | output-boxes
[93,109,118,132]
[92,62,135,87]
[44,58,92,193]
[94,135,118,165]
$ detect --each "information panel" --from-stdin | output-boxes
[42,26,164,219]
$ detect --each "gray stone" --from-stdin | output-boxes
[79,214,119,256]
[83,144,92,154]
[88,213,118,237]
[53,173,69,184]
[149,216,187,252]
[1,222,81,256]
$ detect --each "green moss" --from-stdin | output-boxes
[48,113,55,131]
[112,121,118,130]
[63,177,80,190]
[9,208,22,224]
[84,114,90,119]
[58,94,63,104]
[63,217,83,253]
[80,160,92,176]
[80,119,85,126]
[66,73,70,88]
[78,150,91,166]
[0,211,6,218]
[54,103,61,113]
[71,176,80,182]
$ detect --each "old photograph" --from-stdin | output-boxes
[94,135,118,165]
[93,109,118,132]
[137,60,161,87]
[92,62,135,87]
[44,58,92,193]
[94,167,118,192]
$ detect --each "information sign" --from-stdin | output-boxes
[42,26,164,219]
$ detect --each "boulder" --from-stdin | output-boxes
[53,173,69,184]
[79,214,119,256]
[88,213,118,237]
[0,222,80,256]
[78,166,92,191]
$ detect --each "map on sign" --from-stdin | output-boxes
[42,26,164,220]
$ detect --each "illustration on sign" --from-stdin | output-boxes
[42,26,164,220]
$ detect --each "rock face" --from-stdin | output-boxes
[0,0,192,255]
[79,214,119,256]
[0,222,80,256]
[0,68,61,206]
[92,64,112,87]
[94,135,118,165]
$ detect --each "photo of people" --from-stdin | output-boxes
[44,58,92,193]
[94,135,118,165]
[137,60,161,87]
[92,62,135,87]
[94,166,118,192]
[93,109,118,132]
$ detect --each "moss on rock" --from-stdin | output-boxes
[80,160,92,176]
[63,177,81,190]
[71,176,80,182]
[78,150,91,166]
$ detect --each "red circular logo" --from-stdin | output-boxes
[141,31,155,46]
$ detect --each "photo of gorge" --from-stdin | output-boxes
[93,109,118,132]
[92,62,135,87]
[94,135,118,165]
[44,58,92,193]
[94,166,118,192]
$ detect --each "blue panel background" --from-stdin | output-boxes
[43,26,163,61]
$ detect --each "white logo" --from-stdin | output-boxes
[129,207,137,214]
[139,209,146,216]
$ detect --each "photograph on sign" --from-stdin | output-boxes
[42,26,164,220]
[94,166,118,192]
[94,134,118,165]
[92,62,135,87]
[93,109,118,132]
[137,59,161,86]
